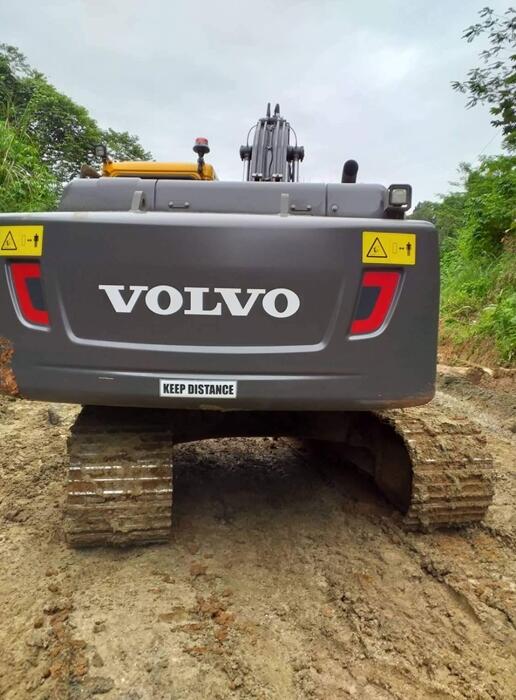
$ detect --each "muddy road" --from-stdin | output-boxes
[0,368,514,699]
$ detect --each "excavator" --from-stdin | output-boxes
[0,104,493,546]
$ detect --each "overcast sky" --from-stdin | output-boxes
[1,0,509,203]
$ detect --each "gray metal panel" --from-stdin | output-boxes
[155,181,326,215]
[0,210,439,410]
[59,178,156,211]
[17,368,434,410]
[326,183,386,218]
[59,179,388,219]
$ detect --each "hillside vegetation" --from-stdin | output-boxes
[412,155,515,365]
[0,44,150,212]
[412,7,515,366]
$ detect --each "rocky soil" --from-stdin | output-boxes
[0,366,514,699]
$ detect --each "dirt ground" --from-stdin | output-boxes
[0,367,514,699]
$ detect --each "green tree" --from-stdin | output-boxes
[411,192,466,248]
[459,154,516,257]
[452,6,516,149]
[21,78,101,183]
[0,44,151,183]
[100,128,151,163]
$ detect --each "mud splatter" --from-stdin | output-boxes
[0,337,19,397]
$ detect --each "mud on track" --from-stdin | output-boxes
[0,371,514,699]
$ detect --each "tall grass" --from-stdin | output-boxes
[0,117,57,213]
[441,247,515,363]
[414,155,515,365]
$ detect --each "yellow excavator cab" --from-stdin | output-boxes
[102,160,217,181]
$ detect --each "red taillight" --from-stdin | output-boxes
[10,262,50,327]
[350,270,400,336]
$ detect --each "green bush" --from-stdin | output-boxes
[416,154,516,365]
[0,121,57,212]
[458,156,516,258]
[412,154,516,363]
[441,250,515,363]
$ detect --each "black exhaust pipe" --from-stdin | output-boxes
[341,159,359,183]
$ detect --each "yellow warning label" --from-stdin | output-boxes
[0,226,44,257]
[362,231,416,265]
